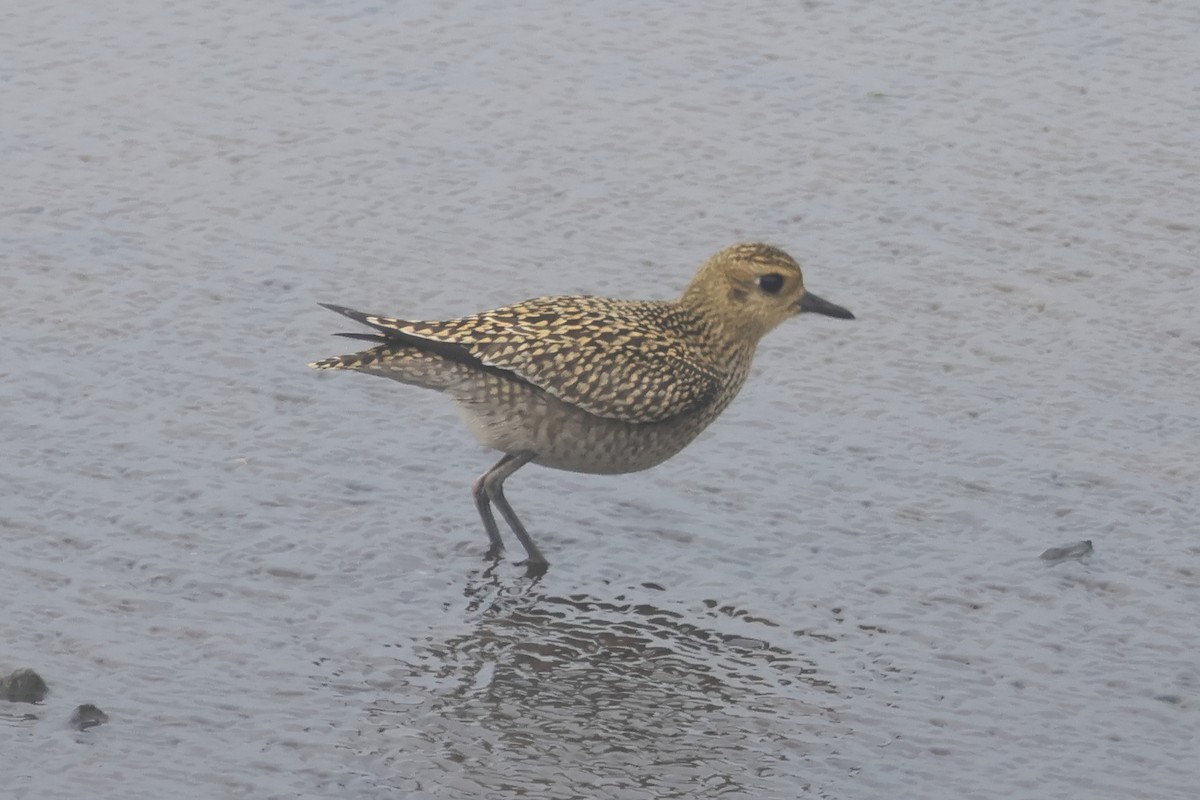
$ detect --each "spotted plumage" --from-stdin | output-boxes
[310,242,854,568]
[314,297,721,422]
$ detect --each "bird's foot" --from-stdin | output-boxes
[516,559,549,579]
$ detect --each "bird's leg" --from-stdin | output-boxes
[472,468,505,559]
[481,451,546,567]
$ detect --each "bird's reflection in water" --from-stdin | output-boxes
[363,566,849,796]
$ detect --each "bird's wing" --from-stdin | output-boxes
[319,297,720,423]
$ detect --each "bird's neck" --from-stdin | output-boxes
[668,302,760,392]
[678,293,766,357]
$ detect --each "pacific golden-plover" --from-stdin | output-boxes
[310,242,853,567]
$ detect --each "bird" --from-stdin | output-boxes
[309,242,854,568]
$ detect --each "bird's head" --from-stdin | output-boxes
[681,242,854,340]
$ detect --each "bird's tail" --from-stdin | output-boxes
[308,304,504,393]
[307,342,391,371]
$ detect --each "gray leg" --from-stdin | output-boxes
[471,470,505,559]
[481,451,546,566]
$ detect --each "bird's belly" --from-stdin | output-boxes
[454,392,708,475]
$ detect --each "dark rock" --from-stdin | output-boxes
[70,704,109,730]
[0,668,48,703]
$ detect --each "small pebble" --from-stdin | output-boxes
[1040,539,1094,563]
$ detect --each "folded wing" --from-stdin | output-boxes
[319,298,719,424]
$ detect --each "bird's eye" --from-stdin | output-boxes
[757,273,785,294]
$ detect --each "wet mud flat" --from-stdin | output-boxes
[4,0,1199,798]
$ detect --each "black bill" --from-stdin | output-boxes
[798,291,855,320]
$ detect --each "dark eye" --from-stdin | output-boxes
[757,273,785,294]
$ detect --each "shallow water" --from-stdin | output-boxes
[3,1,1198,798]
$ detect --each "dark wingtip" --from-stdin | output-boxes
[318,303,361,318]
[333,332,387,343]
[317,303,384,329]
[317,304,413,343]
